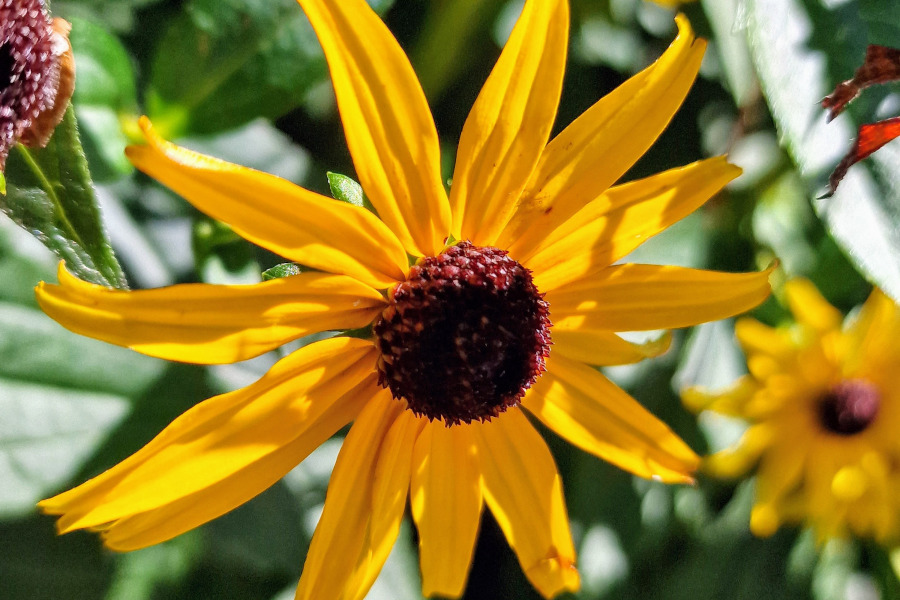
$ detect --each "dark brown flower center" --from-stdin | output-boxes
[0,0,59,166]
[373,241,551,425]
[818,379,881,436]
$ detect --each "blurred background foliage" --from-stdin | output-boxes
[1,0,898,598]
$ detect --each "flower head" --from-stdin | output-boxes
[36,1,770,598]
[684,280,900,543]
[0,0,74,168]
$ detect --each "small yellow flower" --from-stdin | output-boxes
[685,280,900,543]
[37,1,770,598]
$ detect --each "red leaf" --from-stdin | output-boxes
[821,45,900,122]
[823,117,900,198]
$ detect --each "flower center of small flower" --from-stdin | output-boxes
[373,241,551,425]
[817,379,881,436]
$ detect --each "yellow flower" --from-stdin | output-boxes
[684,280,900,543]
[37,1,770,598]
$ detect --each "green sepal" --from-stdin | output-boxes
[327,171,378,214]
[261,263,305,280]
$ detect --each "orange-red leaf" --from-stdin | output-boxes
[824,117,900,198]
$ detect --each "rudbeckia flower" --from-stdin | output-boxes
[37,1,770,597]
[685,280,900,543]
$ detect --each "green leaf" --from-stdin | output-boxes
[0,514,113,600]
[55,0,168,34]
[68,17,138,181]
[146,0,325,136]
[261,263,304,280]
[3,107,127,288]
[744,0,900,303]
[0,223,163,517]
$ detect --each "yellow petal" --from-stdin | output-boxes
[547,264,772,332]
[411,421,483,598]
[498,15,706,256]
[525,354,699,483]
[342,409,423,600]
[734,318,795,361]
[524,157,740,291]
[784,278,843,332]
[126,118,407,289]
[681,376,758,417]
[39,337,377,537]
[471,409,579,599]
[295,0,450,257]
[103,377,378,551]
[36,262,385,364]
[552,329,672,366]
[449,0,568,245]
[703,423,773,478]
[296,391,406,600]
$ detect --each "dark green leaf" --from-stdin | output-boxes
[0,515,113,600]
[3,107,127,288]
[146,0,325,136]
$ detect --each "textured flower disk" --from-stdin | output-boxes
[375,241,551,425]
[0,0,60,166]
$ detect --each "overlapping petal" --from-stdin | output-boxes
[295,391,406,600]
[524,157,740,291]
[39,337,377,540]
[36,262,385,364]
[342,409,423,600]
[525,355,699,483]
[547,264,773,332]
[126,118,408,289]
[411,421,483,598]
[295,0,450,257]
[449,0,568,245]
[552,329,672,366]
[471,409,579,599]
[498,14,706,256]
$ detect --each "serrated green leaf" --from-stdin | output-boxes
[3,107,127,289]
[745,0,900,303]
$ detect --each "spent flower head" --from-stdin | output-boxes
[0,0,74,169]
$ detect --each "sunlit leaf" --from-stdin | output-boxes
[3,107,127,288]
[744,0,900,303]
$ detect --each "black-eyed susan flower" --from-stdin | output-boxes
[36,1,771,597]
[685,280,900,544]
[0,0,74,169]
